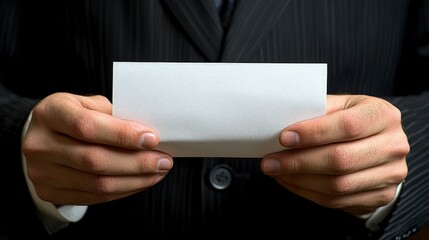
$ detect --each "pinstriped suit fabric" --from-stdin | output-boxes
[383,93,429,240]
[1,0,429,239]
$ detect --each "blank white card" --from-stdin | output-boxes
[112,62,326,157]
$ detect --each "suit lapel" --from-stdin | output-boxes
[163,0,223,61]
[221,0,293,62]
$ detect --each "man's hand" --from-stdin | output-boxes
[22,93,173,205]
[261,94,409,216]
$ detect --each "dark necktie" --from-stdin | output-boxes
[214,0,236,29]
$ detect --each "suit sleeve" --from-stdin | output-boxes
[375,1,429,239]
[0,1,50,238]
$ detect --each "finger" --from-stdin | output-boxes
[49,165,168,196]
[29,160,170,202]
[36,186,144,206]
[280,95,400,148]
[33,93,158,149]
[280,182,399,214]
[274,159,406,195]
[262,132,409,175]
[36,133,173,175]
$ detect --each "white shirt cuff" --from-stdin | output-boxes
[362,181,403,232]
[21,111,88,234]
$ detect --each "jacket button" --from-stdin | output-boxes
[208,164,233,190]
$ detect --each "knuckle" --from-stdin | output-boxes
[329,145,354,173]
[392,160,408,182]
[380,99,402,124]
[340,113,366,138]
[377,188,397,206]
[330,175,354,195]
[31,101,49,122]
[71,115,98,139]
[22,137,37,157]
[390,105,402,123]
[394,136,411,157]
[81,148,107,173]
[93,94,110,103]
[92,176,117,194]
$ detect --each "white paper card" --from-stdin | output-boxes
[112,62,326,157]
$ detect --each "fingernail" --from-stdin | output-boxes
[281,131,300,147]
[157,158,173,171]
[262,158,280,174]
[140,132,157,148]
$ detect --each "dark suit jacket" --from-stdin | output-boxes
[1,0,429,239]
